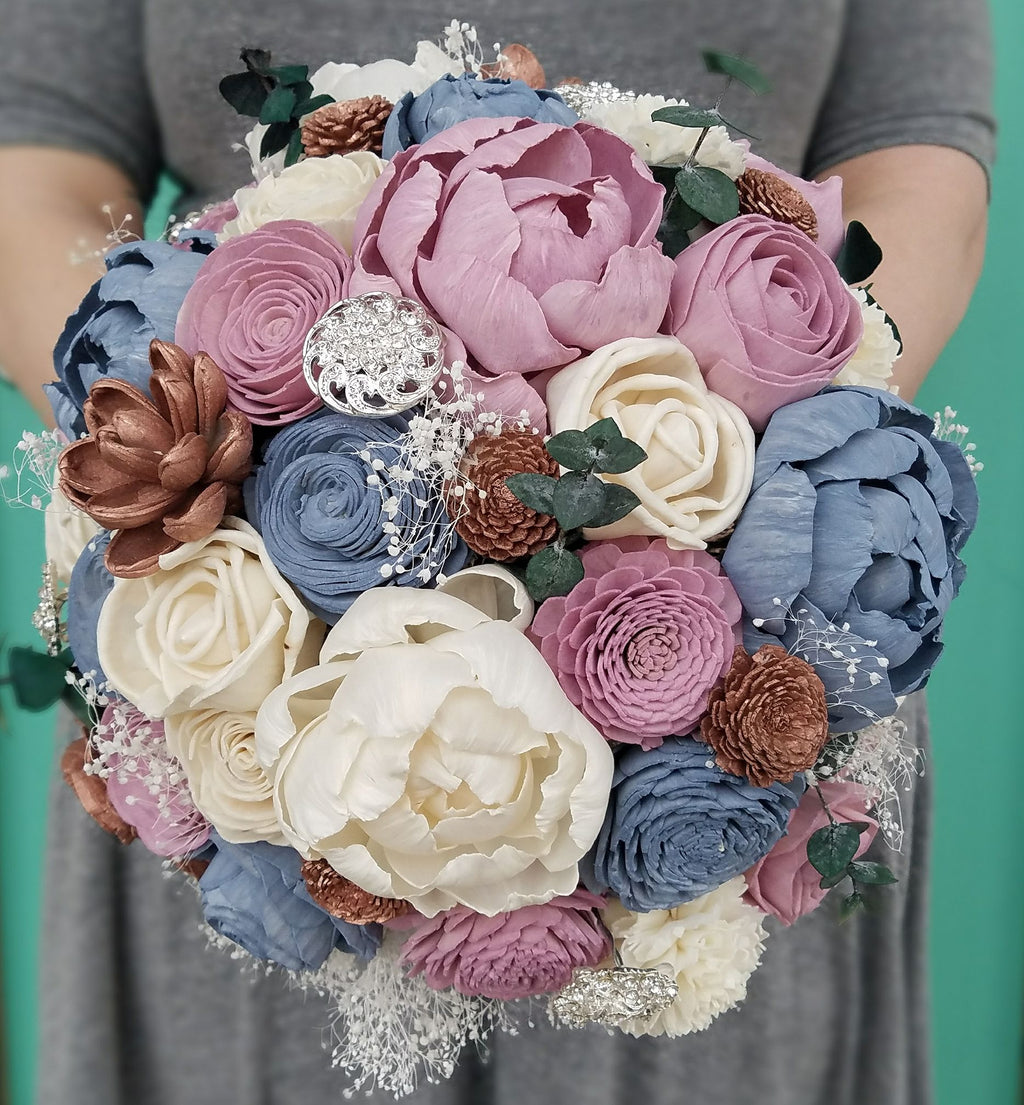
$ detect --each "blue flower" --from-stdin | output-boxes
[244,409,468,623]
[198,834,379,971]
[66,532,115,687]
[588,737,803,912]
[722,387,978,729]
[46,241,207,440]
[382,73,578,158]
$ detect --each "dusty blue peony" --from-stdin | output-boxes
[66,532,115,687]
[722,387,978,729]
[382,73,577,158]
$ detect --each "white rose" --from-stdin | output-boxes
[833,287,901,393]
[97,518,323,719]
[44,486,101,585]
[582,95,747,178]
[606,877,767,1037]
[164,709,284,845]
[220,152,385,253]
[255,588,614,917]
[546,336,755,549]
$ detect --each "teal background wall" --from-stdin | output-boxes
[2,5,1023,1102]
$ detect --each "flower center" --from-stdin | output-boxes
[624,625,678,679]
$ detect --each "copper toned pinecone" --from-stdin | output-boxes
[58,339,253,579]
[480,43,547,89]
[700,645,829,787]
[450,428,559,561]
[61,734,137,845]
[300,97,393,157]
[736,168,819,241]
[301,859,411,924]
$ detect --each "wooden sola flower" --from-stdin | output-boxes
[58,339,253,578]
[699,644,829,787]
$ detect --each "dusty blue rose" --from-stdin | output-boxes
[198,834,379,970]
[46,241,207,440]
[66,532,115,687]
[588,737,803,912]
[722,387,978,729]
[244,409,468,623]
[382,73,577,157]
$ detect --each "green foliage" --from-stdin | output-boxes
[503,472,558,515]
[651,106,724,129]
[840,890,865,922]
[846,860,899,886]
[701,49,772,95]
[525,546,586,604]
[808,822,863,879]
[1,644,91,726]
[835,220,884,284]
[674,165,740,225]
[585,483,642,528]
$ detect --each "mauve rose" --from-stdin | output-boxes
[530,537,741,749]
[745,781,878,925]
[352,117,675,382]
[396,890,610,999]
[666,214,863,432]
[175,219,352,426]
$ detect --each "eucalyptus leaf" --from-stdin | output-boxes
[268,63,309,86]
[294,94,335,118]
[674,165,739,225]
[504,472,559,515]
[651,106,723,129]
[219,71,269,117]
[835,220,883,285]
[840,890,865,922]
[260,84,298,124]
[651,164,678,191]
[701,49,772,95]
[544,429,598,472]
[525,546,585,603]
[552,472,607,531]
[807,822,862,879]
[284,127,306,167]
[847,860,898,886]
[658,199,702,257]
[593,438,647,475]
[585,483,642,528]
[8,646,70,712]
[259,120,293,159]
[818,868,849,891]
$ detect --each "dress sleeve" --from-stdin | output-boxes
[804,0,996,180]
[0,0,160,199]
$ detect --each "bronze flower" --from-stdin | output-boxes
[301,858,411,924]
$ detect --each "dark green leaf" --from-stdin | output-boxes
[585,483,642,528]
[818,868,849,891]
[259,121,293,159]
[651,164,678,191]
[807,822,862,879]
[8,646,70,712]
[847,860,898,886]
[584,417,624,444]
[552,472,607,530]
[840,890,865,922]
[658,198,702,256]
[835,220,883,285]
[289,80,314,106]
[267,63,309,86]
[525,546,586,603]
[260,84,298,124]
[219,71,269,117]
[701,49,772,95]
[674,165,740,225]
[863,289,903,354]
[294,94,335,117]
[593,439,647,475]
[651,106,723,129]
[504,472,559,515]
[284,127,306,167]
[240,47,274,76]
[545,429,598,472]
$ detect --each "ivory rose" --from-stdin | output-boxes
[97,518,323,718]
[255,588,614,917]
[45,487,101,586]
[545,336,755,548]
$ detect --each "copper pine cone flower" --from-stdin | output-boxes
[450,428,559,561]
[301,859,411,924]
[57,339,253,579]
[699,645,830,787]
[736,168,819,241]
[61,734,137,845]
[300,96,393,157]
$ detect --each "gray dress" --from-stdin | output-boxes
[0,2,994,1103]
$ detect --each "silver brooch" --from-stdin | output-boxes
[302,292,445,418]
[31,560,68,656]
[553,81,638,116]
[550,964,678,1030]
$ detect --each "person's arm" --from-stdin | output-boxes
[818,144,989,401]
[0,148,143,425]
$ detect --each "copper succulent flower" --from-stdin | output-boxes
[58,339,253,578]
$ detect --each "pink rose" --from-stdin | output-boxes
[665,213,863,432]
[175,219,352,425]
[352,116,675,392]
[529,537,741,749]
[100,702,210,857]
[743,152,846,259]
[744,781,878,926]
[396,889,610,1000]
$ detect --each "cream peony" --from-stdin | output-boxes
[582,95,747,177]
[605,877,767,1037]
[255,588,614,917]
[833,287,901,393]
[220,152,385,252]
[164,709,284,845]
[545,336,755,549]
[435,564,534,631]
[44,486,101,585]
[97,518,323,719]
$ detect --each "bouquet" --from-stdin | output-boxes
[4,23,980,1097]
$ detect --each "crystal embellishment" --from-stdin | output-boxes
[552,81,638,116]
[31,560,67,656]
[550,965,678,1029]
[303,292,445,418]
